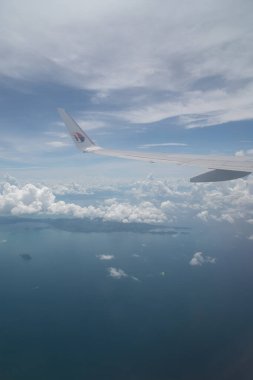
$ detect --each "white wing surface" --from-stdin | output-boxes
[58,108,253,182]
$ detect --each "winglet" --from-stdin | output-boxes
[57,108,99,152]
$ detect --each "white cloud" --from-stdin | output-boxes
[0,0,253,127]
[0,130,72,164]
[0,180,166,223]
[97,254,114,260]
[48,198,166,223]
[235,150,245,157]
[189,251,216,266]
[3,174,18,186]
[197,210,209,222]
[44,131,68,138]
[116,85,253,126]
[46,141,70,148]
[139,143,188,148]
[235,148,253,157]
[0,182,55,215]
[1,174,253,234]
[108,267,128,279]
[131,276,140,282]
[219,214,234,224]
[49,182,92,195]
[248,235,253,240]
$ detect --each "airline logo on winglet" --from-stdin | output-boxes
[73,132,85,143]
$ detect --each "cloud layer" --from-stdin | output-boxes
[1,174,253,234]
[0,181,166,223]
[1,0,253,127]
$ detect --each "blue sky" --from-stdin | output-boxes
[1,0,253,182]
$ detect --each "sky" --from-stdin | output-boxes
[0,0,253,183]
[0,0,252,237]
[1,2,253,379]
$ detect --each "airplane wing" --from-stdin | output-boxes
[58,108,253,182]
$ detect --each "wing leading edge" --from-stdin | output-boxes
[58,108,253,182]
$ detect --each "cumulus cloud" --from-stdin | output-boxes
[3,174,19,186]
[0,182,55,215]
[128,174,253,227]
[189,252,216,266]
[235,149,253,157]
[49,198,166,223]
[97,254,114,260]
[0,180,166,223]
[235,150,245,157]
[1,174,253,232]
[49,182,91,195]
[108,267,128,279]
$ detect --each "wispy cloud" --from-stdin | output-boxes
[46,141,70,148]
[138,143,188,148]
[44,131,68,138]
[115,86,253,126]
[97,254,114,261]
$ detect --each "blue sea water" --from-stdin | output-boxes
[0,218,253,380]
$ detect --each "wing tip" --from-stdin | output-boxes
[190,169,251,183]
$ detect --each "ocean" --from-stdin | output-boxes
[0,217,253,379]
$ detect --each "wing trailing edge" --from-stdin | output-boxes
[58,109,253,182]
